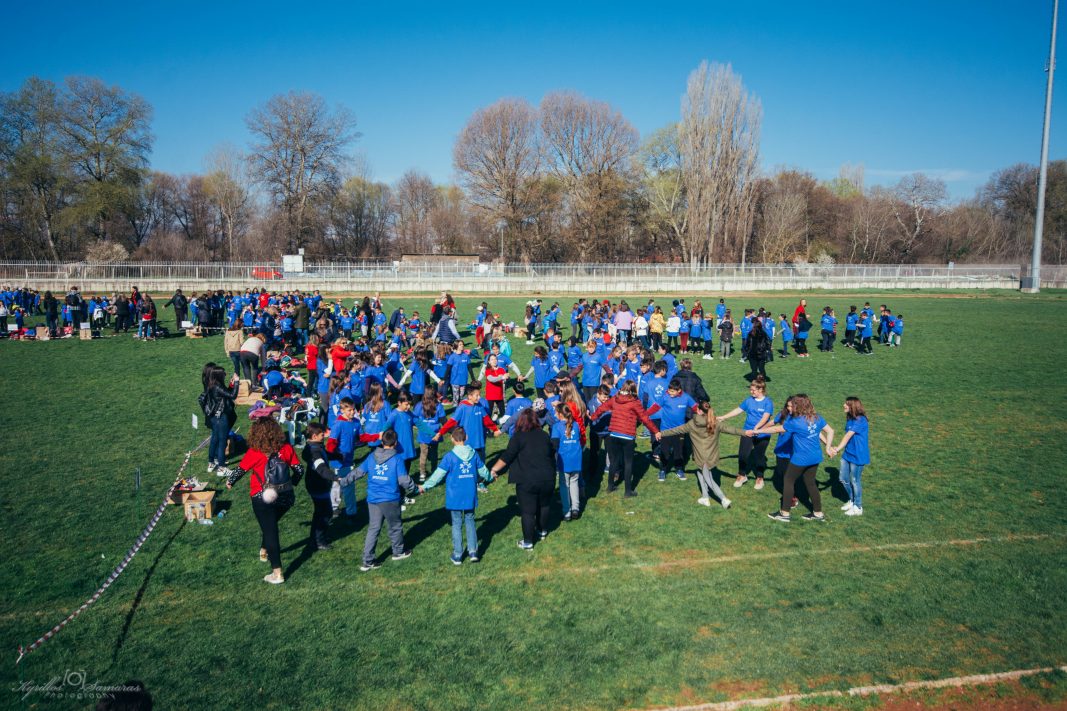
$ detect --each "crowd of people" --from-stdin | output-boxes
[193,290,877,585]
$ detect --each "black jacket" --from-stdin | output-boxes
[301,441,339,497]
[674,369,708,403]
[200,382,239,424]
[497,428,556,486]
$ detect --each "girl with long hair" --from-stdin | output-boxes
[828,397,870,516]
[753,394,834,523]
[718,376,774,490]
[658,401,745,508]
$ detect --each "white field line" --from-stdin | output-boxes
[645,665,1067,711]
[539,532,1066,580]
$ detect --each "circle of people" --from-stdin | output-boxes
[193,291,884,585]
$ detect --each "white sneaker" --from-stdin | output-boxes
[754,478,765,491]
[733,476,748,488]
[841,501,853,511]
[697,497,711,507]
[216,466,232,478]
[846,506,863,516]
[721,498,732,509]
[207,462,217,473]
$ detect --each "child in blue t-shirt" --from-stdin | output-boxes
[828,396,870,516]
[421,427,492,564]
[890,314,903,347]
[844,306,859,349]
[551,403,586,520]
[778,314,793,357]
[819,307,837,352]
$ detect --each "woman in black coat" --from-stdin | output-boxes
[747,322,772,381]
[490,407,556,549]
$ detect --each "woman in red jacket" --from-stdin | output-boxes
[226,418,303,584]
[481,353,508,420]
[588,380,660,497]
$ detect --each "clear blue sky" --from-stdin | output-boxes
[2,1,1062,199]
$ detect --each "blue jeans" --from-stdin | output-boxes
[839,460,864,508]
[450,509,477,557]
[208,416,230,466]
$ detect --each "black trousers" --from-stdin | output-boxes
[489,399,506,419]
[782,462,821,513]
[251,491,294,568]
[660,433,686,469]
[820,331,834,351]
[794,338,808,355]
[859,336,872,354]
[738,436,770,478]
[516,481,553,544]
[606,436,637,494]
[748,356,767,379]
[310,496,333,546]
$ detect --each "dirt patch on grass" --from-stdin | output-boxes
[877,679,1067,710]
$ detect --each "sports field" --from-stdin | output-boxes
[2,291,1066,710]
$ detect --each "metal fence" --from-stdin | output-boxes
[0,260,1026,284]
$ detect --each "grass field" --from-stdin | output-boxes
[2,291,1067,710]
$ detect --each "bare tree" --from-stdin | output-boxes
[393,169,438,253]
[329,175,393,258]
[756,176,808,263]
[636,124,687,254]
[203,144,252,259]
[246,91,358,253]
[539,91,639,260]
[890,172,947,261]
[453,98,542,260]
[845,190,895,263]
[680,62,762,267]
[428,184,471,254]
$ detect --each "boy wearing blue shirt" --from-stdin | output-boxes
[501,383,533,436]
[421,427,492,564]
[819,307,837,352]
[647,380,696,481]
[446,342,475,404]
[844,306,859,349]
[890,313,903,347]
[857,312,874,355]
[351,430,418,571]
[738,310,753,363]
[778,314,793,357]
[433,384,501,463]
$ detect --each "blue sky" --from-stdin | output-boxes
[2,1,1062,199]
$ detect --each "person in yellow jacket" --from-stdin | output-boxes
[648,306,666,352]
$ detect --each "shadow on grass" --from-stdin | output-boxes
[112,518,187,663]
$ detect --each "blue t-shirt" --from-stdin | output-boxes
[359,450,409,504]
[387,409,416,460]
[773,413,793,458]
[716,303,726,319]
[846,313,859,330]
[550,420,584,473]
[821,314,837,332]
[842,416,870,465]
[860,317,873,338]
[501,396,532,435]
[436,450,487,511]
[452,399,493,449]
[641,375,669,412]
[580,351,606,387]
[741,396,775,439]
[413,401,447,444]
[779,319,792,342]
[892,318,904,335]
[782,415,828,467]
[361,402,393,446]
[655,391,696,430]
[531,357,556,388]
[447,352,472,386]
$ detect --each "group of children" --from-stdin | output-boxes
[215,291,877,583]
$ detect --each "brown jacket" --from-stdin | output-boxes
[224,328,245,354]
[660,412,745,468]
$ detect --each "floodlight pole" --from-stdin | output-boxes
[1025,0,1059,293]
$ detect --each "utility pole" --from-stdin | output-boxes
[1025,0,1059,293]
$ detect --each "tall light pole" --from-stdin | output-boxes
[1025,0,1059,293]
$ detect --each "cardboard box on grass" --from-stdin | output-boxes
[170,489,216,518]
[79,328,92,341]
[36,326,50,341]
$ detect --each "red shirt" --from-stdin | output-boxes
[484,366,506,401]
[305,343,319,371]
[330,346,352,374]
[238,444,299,497]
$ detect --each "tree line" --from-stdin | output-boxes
[1,66,1063,265]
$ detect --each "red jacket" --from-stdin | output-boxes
[238,444,299,497]
[484,366,507,401]
[589,394,659,439]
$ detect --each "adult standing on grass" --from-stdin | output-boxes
[489,406,557,549]
[227,418,303,584]
[200,363,240,476]
[791,298,807,336]
[746,321,772,381]
[163,289,188,330]
[754,394,834,523]
[239,332,266,384]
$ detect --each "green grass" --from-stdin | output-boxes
[2,291,1066,710]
